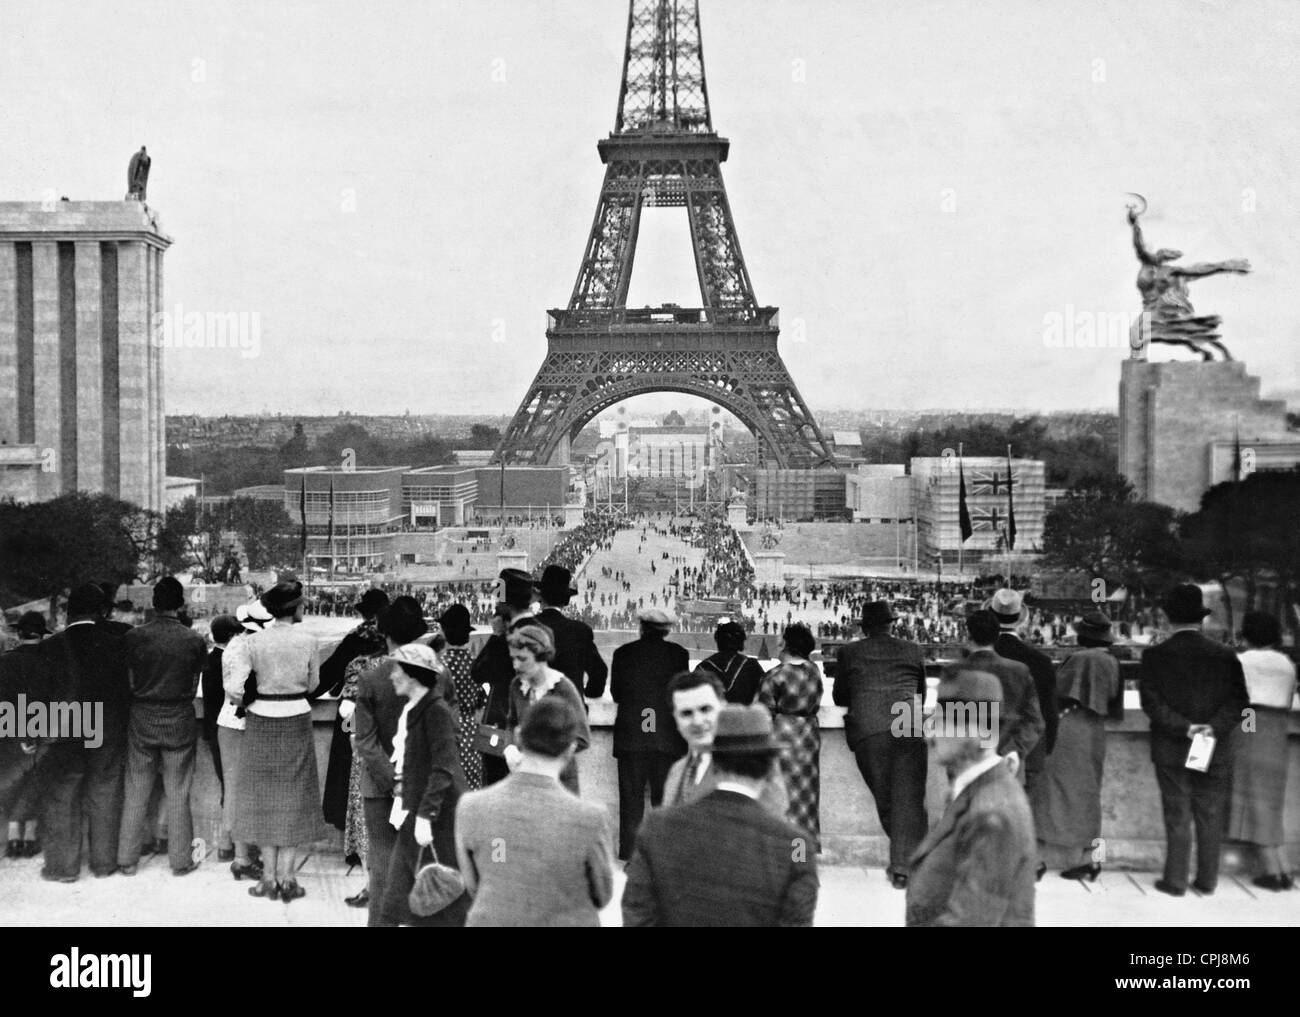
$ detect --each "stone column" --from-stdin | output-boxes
[117,241,149,510]
[152,246,165,512]
[0,243,16,443]
[74,241,103,492]
[31,242,61,500]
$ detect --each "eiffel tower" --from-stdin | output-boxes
[495,0,834,469]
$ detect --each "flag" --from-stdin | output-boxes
[1232,418,1242,484]
[957,452,973,543]
[1005,445,1017,551]
[298,477,307,557]
[327,477,335,574]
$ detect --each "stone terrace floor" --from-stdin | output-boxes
[0,847,1295,926]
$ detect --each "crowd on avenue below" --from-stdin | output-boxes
[0,551,1295,924]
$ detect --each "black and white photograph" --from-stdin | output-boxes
[0,0,1295,982]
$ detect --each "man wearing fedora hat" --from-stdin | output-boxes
[990,588,1058,792]
[531,564,608,701]
[906,667,1036,926]
[964,610,1045,786]
[832,600,930,888]
[623,705,819,926]
[611,607,690,860]
[1140,584,1248,896]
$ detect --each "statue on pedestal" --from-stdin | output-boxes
[1127,195,1250,361]
[126,146,151,201]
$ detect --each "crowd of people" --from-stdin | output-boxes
[1,553,1293,925]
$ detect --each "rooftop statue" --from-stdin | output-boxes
[1127,194,1250,361]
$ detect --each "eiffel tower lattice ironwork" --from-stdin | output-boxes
[495,0,834,469]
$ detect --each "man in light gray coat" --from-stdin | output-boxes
[906,667,1036,927]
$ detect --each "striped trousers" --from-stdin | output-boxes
[117,703,197,873]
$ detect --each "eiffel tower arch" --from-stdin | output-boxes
[496,0,834,469]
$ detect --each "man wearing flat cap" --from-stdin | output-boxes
[695,620,764,705]
[611,607,690,860]
[531,564,608,701]
[990,588,1058,792]
[623,705,819,926]
[1140,584,1248,896]
[118,576,207,877]
[906,668,1036,927]
[832,600,930,888]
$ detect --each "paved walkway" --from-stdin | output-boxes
[1,847,1293,926]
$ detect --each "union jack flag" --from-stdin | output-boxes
[967,467,1016,497]
[969,505,1005,533]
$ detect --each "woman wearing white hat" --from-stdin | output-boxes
[378,643,470,926]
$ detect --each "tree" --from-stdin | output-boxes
[1042,473,1184,617]
[280,421,310,466]
[155,498,227,583]
[1182,468,1300,634]
[468,423,502,449]
[228,496,297,571]
[0,493,148,610]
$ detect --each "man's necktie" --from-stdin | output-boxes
[679,752,701,802]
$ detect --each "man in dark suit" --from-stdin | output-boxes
[694,620,765,705]
[832,601,929,887]
[1140,584,1249,896]
[906,667,1036,927]
[38,584,132,881]
[0,612,52,857]
[964,610,1044,782]
[531,565,608,700]
[990,588,1058,791]
[623,705,819,926]
[611,608,690,860]
[117,576,207,877]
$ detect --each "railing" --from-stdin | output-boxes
[548,306,778,330]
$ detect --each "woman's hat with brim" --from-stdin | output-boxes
[236,600,273,631]
[260,580,303,614]
[1075,610,1114,644]
[711,705,779,756]
[389,643,441,686]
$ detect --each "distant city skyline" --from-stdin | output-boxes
[5,0,1298,417]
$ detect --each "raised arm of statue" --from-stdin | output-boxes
[1172,259,1251,278]
[1128,212,1158,267]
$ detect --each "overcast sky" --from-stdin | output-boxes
[3,0,1297,418]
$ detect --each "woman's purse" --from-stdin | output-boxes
[409,843,465,917]
[473,684,514,757]
[474,722,514,757]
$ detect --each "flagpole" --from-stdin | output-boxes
[1005,443,1015,584]
[957,443,964,583]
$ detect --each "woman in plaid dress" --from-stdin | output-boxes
[758,624,824,851]
[437,605,486,789]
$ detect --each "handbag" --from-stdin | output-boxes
[409,843,465,917]
[474,721,514,757]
